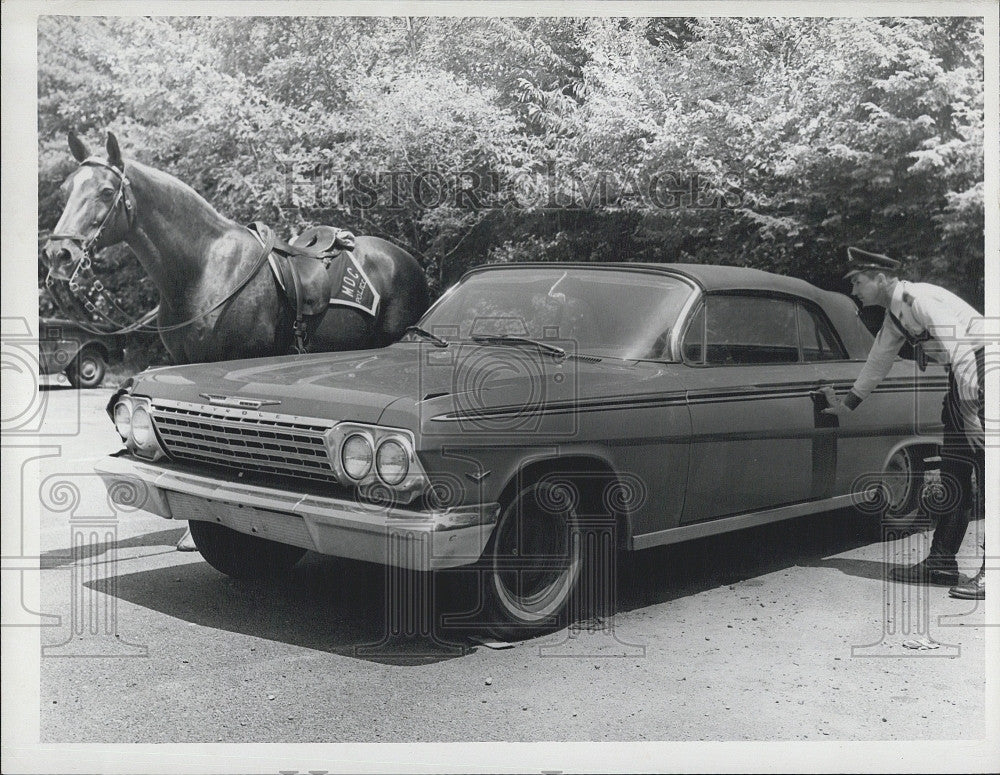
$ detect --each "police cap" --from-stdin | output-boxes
[843,247,901,279]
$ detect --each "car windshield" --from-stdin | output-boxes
[415,267,696,360]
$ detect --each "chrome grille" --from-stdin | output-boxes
[150,399,339,484]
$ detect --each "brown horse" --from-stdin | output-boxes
[42,131,429,364]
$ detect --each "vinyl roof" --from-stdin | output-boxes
[468,261,837,301]
[654,263,828,296]
[463,261,873,358]
[634,263,873,356]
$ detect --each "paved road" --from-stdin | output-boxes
[29,387,986,743]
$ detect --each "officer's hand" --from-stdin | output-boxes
[820,387,852,416]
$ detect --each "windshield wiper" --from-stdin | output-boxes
[471,334,566,359]
[405,325,449,348]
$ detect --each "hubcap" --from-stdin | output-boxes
[884,448,913,512]
[492,490,581,621]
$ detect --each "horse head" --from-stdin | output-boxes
[43,131,134,281]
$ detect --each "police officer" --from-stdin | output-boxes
[822,247,985,599]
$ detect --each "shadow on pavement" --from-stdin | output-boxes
[41,526,188,569]
[803,556,891,583]
[94,551,476,666]
[80,507,907,664]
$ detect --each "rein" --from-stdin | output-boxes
[46,157,276,338]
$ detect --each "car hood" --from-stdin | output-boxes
[129,343,679,424]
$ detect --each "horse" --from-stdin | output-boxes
[42,131,430,364]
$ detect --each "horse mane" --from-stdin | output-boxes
[126,158,238,235]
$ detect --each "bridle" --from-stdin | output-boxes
[49,156,136,259]
[44,157,275,338]
[45,156,148,335]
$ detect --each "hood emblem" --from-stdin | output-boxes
[200,394,281,409]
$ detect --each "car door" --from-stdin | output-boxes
[680,293,825,523]
[811,352,948,499]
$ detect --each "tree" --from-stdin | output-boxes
[38,15,985,366]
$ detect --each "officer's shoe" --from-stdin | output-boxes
[889,558,959,586]
[949,565,985,600]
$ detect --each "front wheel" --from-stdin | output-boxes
[481,479,613,640]
[188,519,306,579]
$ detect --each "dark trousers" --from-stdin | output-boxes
[929,348,985,564]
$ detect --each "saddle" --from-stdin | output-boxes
[248,222,357,353]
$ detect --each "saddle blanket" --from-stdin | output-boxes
[326,251,380,318]
[267,248,380,319]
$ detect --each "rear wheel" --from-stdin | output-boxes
[66,346,106,388]
[879,447,925,528]
[188,519,306,579]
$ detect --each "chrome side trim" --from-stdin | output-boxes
[632,494,858,550]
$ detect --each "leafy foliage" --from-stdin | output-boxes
[37,16,985,365]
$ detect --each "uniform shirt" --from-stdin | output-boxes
[846,280,984,408]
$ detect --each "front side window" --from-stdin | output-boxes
[687,294,800,365]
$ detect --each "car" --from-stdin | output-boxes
[39,317,125,388]
[96,263,947,638]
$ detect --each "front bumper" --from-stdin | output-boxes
[95,455,499,570]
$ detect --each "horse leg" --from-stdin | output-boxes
[158,324,188,365]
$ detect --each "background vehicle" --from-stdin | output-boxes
[97,263,947,638]
[38,318,125,388]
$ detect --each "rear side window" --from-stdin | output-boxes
[682,293,850,366]
[797,303,847,361]
[701,295,799,365]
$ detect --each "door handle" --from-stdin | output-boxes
[809,389,831,410]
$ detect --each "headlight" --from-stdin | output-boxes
[326,422,427,500]
[341,434,373,480]
[113,399,132,440]
[131,405,153,448]
[114,396,165,460]
[376,439,409,485]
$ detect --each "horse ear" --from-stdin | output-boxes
[68,131,91,163]
[105,131,124,170]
